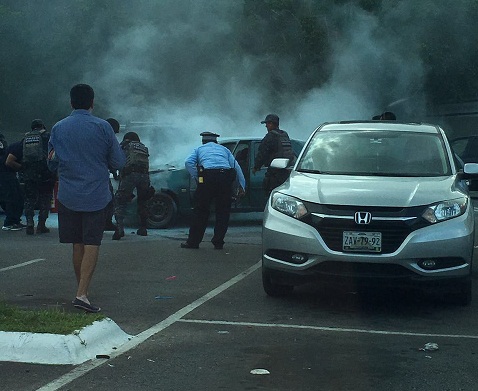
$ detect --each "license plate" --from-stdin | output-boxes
[343,231,381,252]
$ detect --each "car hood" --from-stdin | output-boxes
[282,172,465,207]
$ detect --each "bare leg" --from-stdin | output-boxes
[73,244,100,300]
[72,243,84,285]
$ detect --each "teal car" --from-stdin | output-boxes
[144,137,305,228]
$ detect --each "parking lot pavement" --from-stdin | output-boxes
[2,213,478,390]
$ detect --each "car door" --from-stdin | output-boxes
[248,140,268,209]
[231,141,252,210]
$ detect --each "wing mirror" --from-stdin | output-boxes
[458,163,478,179]
[270,158,291,169]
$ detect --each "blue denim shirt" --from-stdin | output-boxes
[48,110,126,211]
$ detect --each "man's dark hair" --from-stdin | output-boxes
[70,84,94,110]
[106,118,120,133]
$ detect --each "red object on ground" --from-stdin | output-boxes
[50,181,59,212]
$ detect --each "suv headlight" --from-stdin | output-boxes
[271,192,308,219]
[422,197,468,224]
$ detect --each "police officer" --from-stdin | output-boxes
[252,114,295,196]
[5,119,55,234]
[113,131,153,240]
[181,132,246,250]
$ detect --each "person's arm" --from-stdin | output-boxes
[185,149,199,181]
[47,129,59,172]
[253,134,272,173]
[228,152,246,191]
[5,153,21,171]
[108,132,126,171]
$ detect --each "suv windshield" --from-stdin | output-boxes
[297,130,451,177]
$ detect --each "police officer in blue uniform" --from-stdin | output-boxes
[181,132,246,250]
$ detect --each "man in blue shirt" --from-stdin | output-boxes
[181,132,245,250]
[48,84,126,313]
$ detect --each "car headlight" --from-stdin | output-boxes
[422,197,468,224]
[271,192,308,219]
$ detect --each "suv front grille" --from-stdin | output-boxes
[301,203,429,254]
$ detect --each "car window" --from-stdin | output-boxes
[221,142,237,153]
[297,130,451,176]
[234,142,250,173]
[291,139,305,157]
[451,136,478,163]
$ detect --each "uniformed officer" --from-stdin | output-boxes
[113,131,154,240]
[5,119,55,234]
[181,132,246,250]
[252,113,295,196]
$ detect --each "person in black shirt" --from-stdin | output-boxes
[252,114,295,197]
[0,139,24,231]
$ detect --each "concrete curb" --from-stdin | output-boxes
[0,318,132,365]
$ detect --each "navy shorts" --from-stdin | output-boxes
[58,202,106,245]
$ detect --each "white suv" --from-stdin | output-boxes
[262,121,478,305]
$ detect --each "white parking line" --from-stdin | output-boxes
[36,261,262,391]
[178,319,478,340]
[0,259,46,272]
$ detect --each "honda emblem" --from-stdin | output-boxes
[354,211,372,224]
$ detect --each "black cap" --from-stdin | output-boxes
[200,131,220,142]
[123,132,140,142]
[261,114,279,124]
[380,111,396,120]
[31,119,44,130]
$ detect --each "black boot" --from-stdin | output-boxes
[26,217,34,235]
[136,227,147,236]
[112,218,125,240]
[137,216,148,236]
[36,220,50,234]
[112,227,124,240]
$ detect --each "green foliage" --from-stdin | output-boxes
[0,301,104,335]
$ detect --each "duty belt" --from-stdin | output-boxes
[204,168,231,173]
[122,166,149,175]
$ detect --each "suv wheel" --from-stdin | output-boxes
[262,268,294,297]
[445,279,472,306]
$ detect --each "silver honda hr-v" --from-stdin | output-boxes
[262,121,478,305]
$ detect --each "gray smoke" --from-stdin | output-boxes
[1,0,476,167]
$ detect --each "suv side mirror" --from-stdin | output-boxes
[270,158,290,169]
[458,163,478,179]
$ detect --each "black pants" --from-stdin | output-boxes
[263,168,290,195]
[0,172,24,226]
[187,169,234,247]
[24,179,54,223]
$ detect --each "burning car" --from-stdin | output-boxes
[129,136,305,228]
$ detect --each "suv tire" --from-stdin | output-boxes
[262,268,294,297]
[146,192,178,228]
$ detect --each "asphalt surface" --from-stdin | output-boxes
[1,212,478,391]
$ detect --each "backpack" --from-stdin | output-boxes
[23,129,48,165]
[124,141,149,172]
